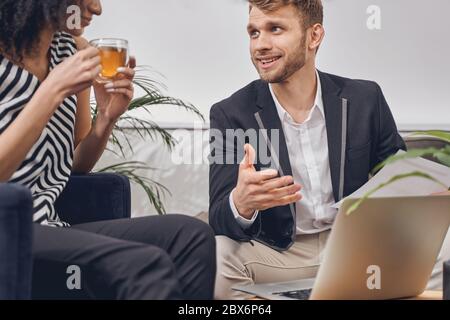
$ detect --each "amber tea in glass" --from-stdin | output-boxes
[89,38,128,82]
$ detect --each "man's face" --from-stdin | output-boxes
[248,4,307,83]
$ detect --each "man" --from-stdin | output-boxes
[209,0,405,299]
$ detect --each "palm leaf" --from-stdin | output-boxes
[91,66,203,214]
[97,161,171,215]
[128,94,204,121]
[118,117,176,151]
[346,171,448,215]
[91,66,204,152]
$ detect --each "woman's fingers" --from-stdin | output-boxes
[115,56,136,80]
[128,56,136,69]
[116,67,135,79]
[79,46,100,60]
[104,79,133,90]
[105,88,134,100]
[104,79,134,99]
[84,55,101,70]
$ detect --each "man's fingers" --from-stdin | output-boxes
[268,183,302,198]
[270,192,302,208]
[244,168,278,184]
[253,184,301,203]
[261,175,294,192]
[257,192,302,211]
[245,144,256,167]
[277,193,302,206]
[240,144,256,169]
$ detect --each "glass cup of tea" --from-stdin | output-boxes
[89,38,129,83]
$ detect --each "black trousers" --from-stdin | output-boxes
[31,215,216,300]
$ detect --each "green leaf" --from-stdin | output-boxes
[96,161,171,215]
[434,145,450,167]
[372,147,442,173]
[411,131,450,143]
[345,171,448,216]
[90,66,203,214]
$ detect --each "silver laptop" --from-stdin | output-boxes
[232,195,450,300]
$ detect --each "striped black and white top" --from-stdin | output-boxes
[0,32,79,227]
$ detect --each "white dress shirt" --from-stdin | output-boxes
[230,71,338,234]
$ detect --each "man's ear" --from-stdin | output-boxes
[308,23,325,52]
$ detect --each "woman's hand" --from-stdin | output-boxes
[93,56,136,124]
[44,47,101,102]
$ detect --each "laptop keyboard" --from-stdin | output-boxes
[274,289,312,300]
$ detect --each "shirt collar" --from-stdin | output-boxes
[269,70,324,124]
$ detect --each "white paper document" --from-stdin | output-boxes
[333,151,450,209]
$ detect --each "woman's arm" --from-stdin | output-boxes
[71,38,136,173]
[72,36,113,173]
[74,88,92,147]
[0,48,101,181]
[72,109,116,174]
[0,82,64,181]
[74,37,93,147]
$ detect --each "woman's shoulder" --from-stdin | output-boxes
[52,32,78,55]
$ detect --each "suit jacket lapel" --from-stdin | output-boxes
[254,81,293,178]
[318,71,345,202]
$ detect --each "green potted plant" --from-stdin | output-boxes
[347,131,450,215]
[92,66,204,214]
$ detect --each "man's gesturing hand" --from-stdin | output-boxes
[232,144,302,219]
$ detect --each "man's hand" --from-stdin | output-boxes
[232,144,302,219]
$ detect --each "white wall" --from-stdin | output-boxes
[85,0,450,129]
[89,0,450,216]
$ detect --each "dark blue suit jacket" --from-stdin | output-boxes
[209,71,406,251]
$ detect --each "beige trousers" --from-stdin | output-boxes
[215,228,450,299]
[214,231,330,300]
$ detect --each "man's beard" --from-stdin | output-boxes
[253,37,307,83]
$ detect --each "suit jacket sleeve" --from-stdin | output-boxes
[372,83,407,170]
[208,103,261,241]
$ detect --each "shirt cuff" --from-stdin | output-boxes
[229,189,259,229]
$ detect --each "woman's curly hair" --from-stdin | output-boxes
[0,0,76,62]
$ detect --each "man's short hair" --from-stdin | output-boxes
[248,0,323,29]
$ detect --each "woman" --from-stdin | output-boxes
[0,0,215,299]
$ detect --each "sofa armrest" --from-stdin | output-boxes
[0,183,33,300]
[55,173,131,225]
